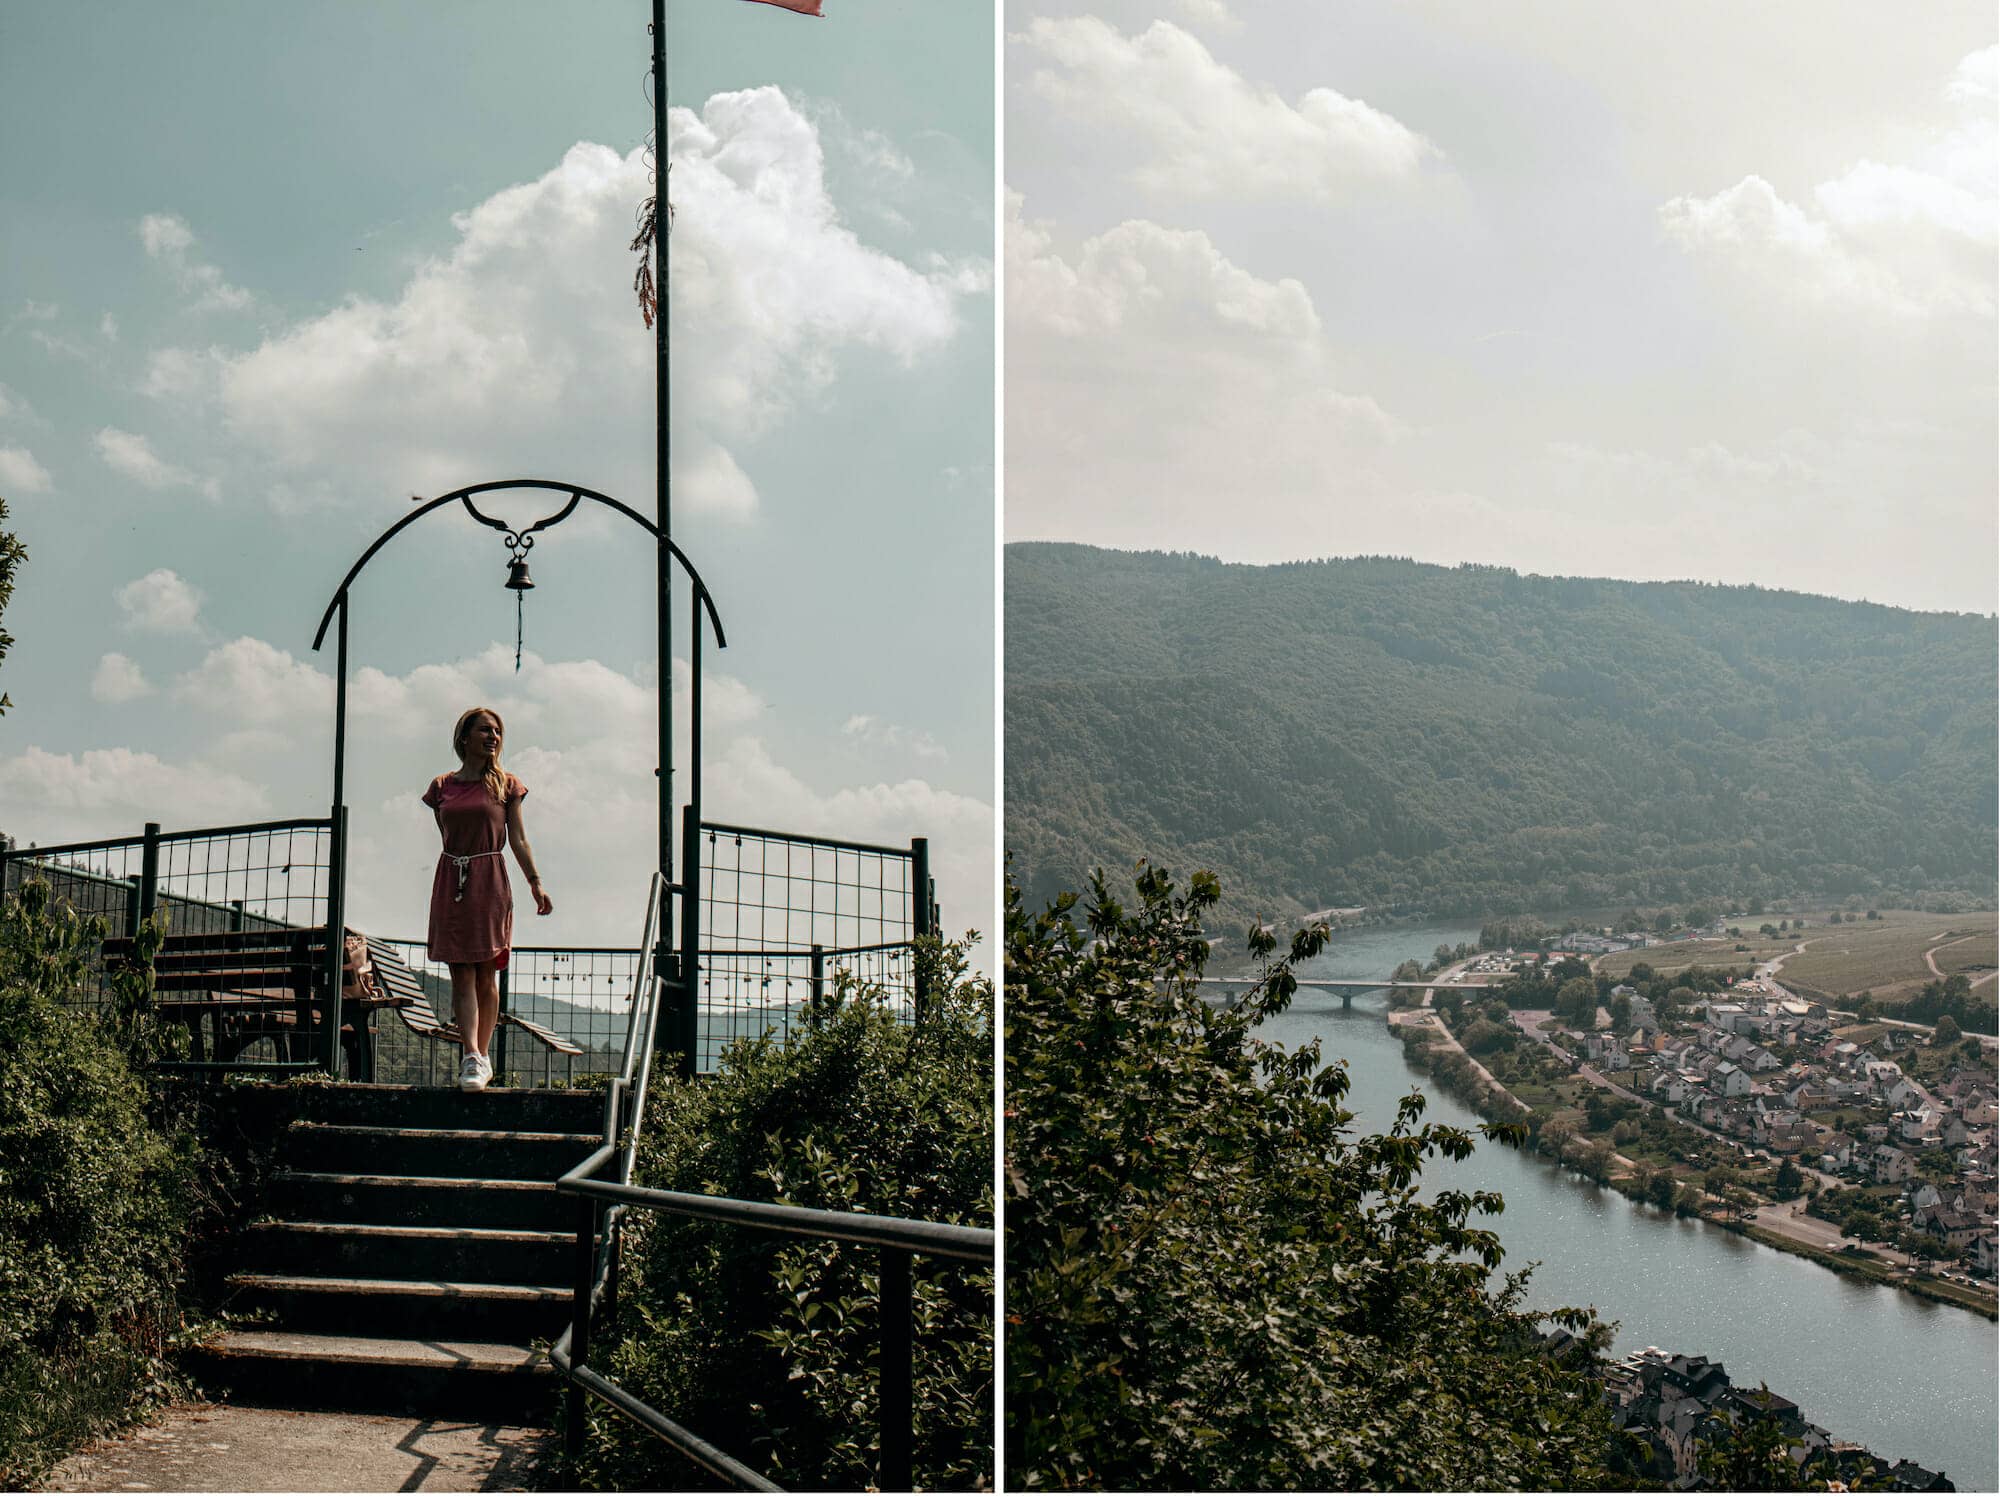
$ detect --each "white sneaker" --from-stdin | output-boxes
[458,1054,485,1091]
[476,1055,495,1089]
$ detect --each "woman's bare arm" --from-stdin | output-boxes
[506,798,554,914]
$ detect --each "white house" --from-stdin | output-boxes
[1870,1145,1916,1184]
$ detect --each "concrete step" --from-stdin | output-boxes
[242,1220,573,1286]
[270,1081,606,1136]
[269,1171,575,1231]
[186,1329,558,1422]
[280,1121,600,1181]
[227,1273,571,1344]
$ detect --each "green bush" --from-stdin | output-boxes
[1005,865,1615,1491]
[0,882,207,1487]
[567,936,993,1492]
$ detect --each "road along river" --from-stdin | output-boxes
[1234,921,1997,1491]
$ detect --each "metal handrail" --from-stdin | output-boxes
[552,1153,995,1492]
[547,871,994,1491]
[563,1178,991,1263]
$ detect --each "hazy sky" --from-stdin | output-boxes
[0,1,994,947]
[1006,0,1997,616]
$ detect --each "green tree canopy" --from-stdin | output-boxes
[1556,977,1598,1027]
[1005,864,1615,1491]
[1007,545,1998,929]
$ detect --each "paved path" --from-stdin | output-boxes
[1398,962,1530,1116]
[44,1404,551,1492]
[1924,934,1978,980]
[1747,1201,1928,1270]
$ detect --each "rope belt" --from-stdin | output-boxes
[443,847,506,901]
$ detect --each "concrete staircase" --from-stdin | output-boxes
[190,1083,601,1421]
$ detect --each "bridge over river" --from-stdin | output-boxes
[1198,976,1497,1008]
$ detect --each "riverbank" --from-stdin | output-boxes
[1271,923,1995,1490]
[1395,988,1998,1321]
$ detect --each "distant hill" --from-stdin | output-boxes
[1005,544,1997,931]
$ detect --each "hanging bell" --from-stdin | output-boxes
[505,558,536,591]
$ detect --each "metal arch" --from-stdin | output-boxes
[309,479,727,652]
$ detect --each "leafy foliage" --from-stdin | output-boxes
[1006,545,1996,929]
[0,882,208,1486]
[1005,863,1616,1490]
[1697,1397,1860,1491]
[567,936,993,1493]
[1902,974,1996,1035]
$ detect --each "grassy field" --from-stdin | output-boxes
[1591,909,1999,996]
[1595,933,1791,981]
[1775,910,1999,1002]
[1933,931,1997,982]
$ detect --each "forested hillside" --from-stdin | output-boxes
[1006,545,1996,931]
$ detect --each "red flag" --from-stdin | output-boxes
[740,0,823,13]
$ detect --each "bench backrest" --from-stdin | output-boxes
[102,927,343,993]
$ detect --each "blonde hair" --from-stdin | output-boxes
[452,706,508,803]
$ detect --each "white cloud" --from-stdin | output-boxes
[4,627,992,965]
[0,746,268,829]
[843,713,948,763]
[215,89,980,514]
[1945,42,1998,109]
[139,212,254,312]
[1513,424,1994,608]
[335,644,988,951]
[28,329,91,363]
[0,446,52,494]
[1014,17,1433,201]
[139,347,220,403]
[172,637,334,727]
[1169,0,1243,34]
[90,653,153,703]
[95,427,218,496]
[698,735,993,942]
[1007,198,1400,548]
[3,300,57,333]
[1660,46,1998,318]
[116,568,204,634]
[99,312,118,342]
[840,123,916,183]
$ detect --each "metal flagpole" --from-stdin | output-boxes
[653,0,672,892]
[651,0,693,1074]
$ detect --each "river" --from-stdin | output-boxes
[1241,920,1998,1491]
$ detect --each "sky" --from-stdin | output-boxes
[0,1,995,953]
[1005,0,1998,617]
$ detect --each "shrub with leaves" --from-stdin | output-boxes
[567,934,994,1492]
[1005,864,1616,1491]
[0,882,208,1486]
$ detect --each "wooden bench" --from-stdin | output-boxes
[101,929,584,1080]
[101,927,387,1079]
[362,938,583,1058]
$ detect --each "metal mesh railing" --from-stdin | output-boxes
[695,822,934,1071]
[0,819,334,1023]
[353,940,631,1089]
[1,815,939,1084]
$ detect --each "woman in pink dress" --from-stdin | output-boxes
[423,706,554,1090]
